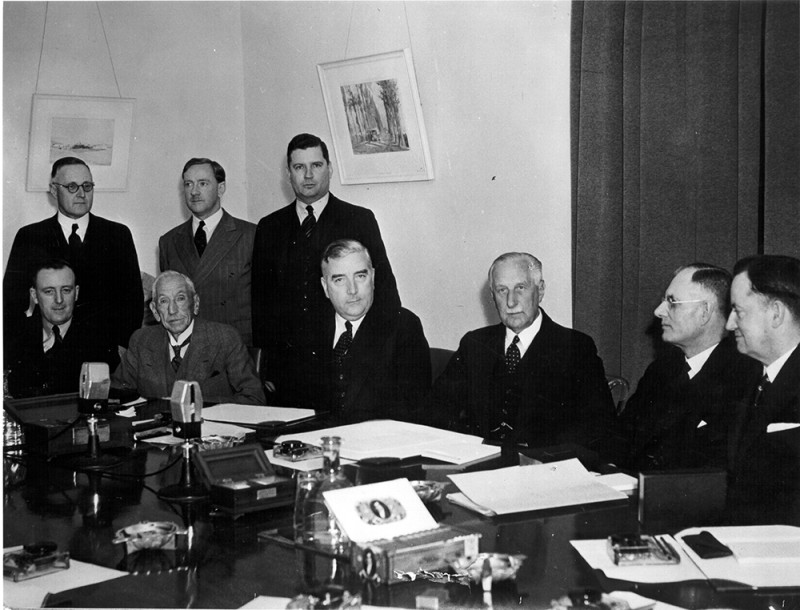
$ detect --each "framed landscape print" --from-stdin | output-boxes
[27,94,134,191]
[318,49,434,185]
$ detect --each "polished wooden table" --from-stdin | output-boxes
[3,407,799,609]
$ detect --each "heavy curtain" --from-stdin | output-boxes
[571,0,800,388]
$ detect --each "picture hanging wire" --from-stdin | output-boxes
[342,1,417,60]
[34,1,124,98]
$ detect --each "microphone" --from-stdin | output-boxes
[78,362,111,414]
[169,380,203,439]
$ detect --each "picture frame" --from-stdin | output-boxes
[26,94,135,192]
[317,49,434,185]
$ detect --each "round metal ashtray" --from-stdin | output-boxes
[451,552,526,583]
[195,435,243,451]
[112,521,185,551]
[410,480,447,503]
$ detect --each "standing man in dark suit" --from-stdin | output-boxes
[429,252,617,461]
[299,239,430,423]
[725,255,800,524]
[4,157,142,349]
[159,158,256,345]
[112,271,264,405]
[619,263,760,472]
[252,133,400,402]
[6,259,119,398]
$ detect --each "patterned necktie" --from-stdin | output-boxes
[301,205,316,238]
[194,220,207,257]
[171,336,191,372]
[753,373,771,408]
[69,223,82,260]
[506,335,521,373]
[334,321,353,360]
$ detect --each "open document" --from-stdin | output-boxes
[447,458,627,516]
[275,420,500,465]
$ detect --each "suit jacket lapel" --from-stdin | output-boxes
[181,319,212,381]
[142,328,170,395]
[46,214,69,249]
[173,218,199,274]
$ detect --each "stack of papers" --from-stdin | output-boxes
[275,420,500,465]
[447,458,627,516]
[202,403,315,426]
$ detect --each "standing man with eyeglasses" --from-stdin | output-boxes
[619,263,760,472]
[4,157,142,353]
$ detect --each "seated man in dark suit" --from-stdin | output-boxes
[725,255,800,524]
[619,263,760,471]
[5,260,120,397]
[112,271,264,405]
[299,239,430,423]
[429,252,617,461]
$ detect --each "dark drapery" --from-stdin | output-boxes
[571,0,800,388]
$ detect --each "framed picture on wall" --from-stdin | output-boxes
[26,94,135,192]
[318,49,434,185]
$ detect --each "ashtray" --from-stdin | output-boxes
[195,435,244,451]
[112,521,185,551]
[451,552,526,583]
[410,480,447,503]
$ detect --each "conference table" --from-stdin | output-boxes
[3,398,799,609]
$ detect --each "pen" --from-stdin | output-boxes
[656,536,680,563]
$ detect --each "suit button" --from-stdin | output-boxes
[339,374,345,380]
[220,301,226,306]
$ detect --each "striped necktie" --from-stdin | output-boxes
[301,205,316,238]
[171,336,191,372]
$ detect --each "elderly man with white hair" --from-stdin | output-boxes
[112,270,264,404]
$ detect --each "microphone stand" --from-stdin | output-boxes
[68,404,122,472]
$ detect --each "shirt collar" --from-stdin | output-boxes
[192,207,223,239]
[504,312,543,359]
[57,212,89,242]
[685,341,720,379]
[169,320,194,347]
[764,343,799,382]
[41,318,73,346]
[295,192,330,223]
[333,312,365,346]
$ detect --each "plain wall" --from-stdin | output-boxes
[3,1,572,350]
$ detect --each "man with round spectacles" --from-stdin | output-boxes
[619,263,760,472]
[4,156,142,353]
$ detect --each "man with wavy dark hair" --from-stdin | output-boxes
[726,254,800,523]
[251,134,400,402]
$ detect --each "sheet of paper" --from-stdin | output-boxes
[767,422,800,433]
[202,403,315,425]
[144,420,251,445]
[266,451,355,472]
[238,597,404,610]
[275,419,490,463]
[675,525,800,587]
[595,472,638,494]
[447,458,626,515]
[570,537,705,583]
[608,591,686,610]
[323,478,439,543]
[3,548,127,609]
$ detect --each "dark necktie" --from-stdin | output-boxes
[301,205,316,238]
[69,223,81,260]
[753,373,771,408]
[47,325,62,352]
[194,220,207,257]
[334,321,353,360]
[506,335,521,373]
[171,337,191,372]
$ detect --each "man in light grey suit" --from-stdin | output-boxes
[112,271,264,404]
[159,158,256,345]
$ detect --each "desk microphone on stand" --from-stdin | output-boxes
[69,362,122,471]
[157,380,209,504]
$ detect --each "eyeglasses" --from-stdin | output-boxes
[661,296,706,311]
[53,182,95,193]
